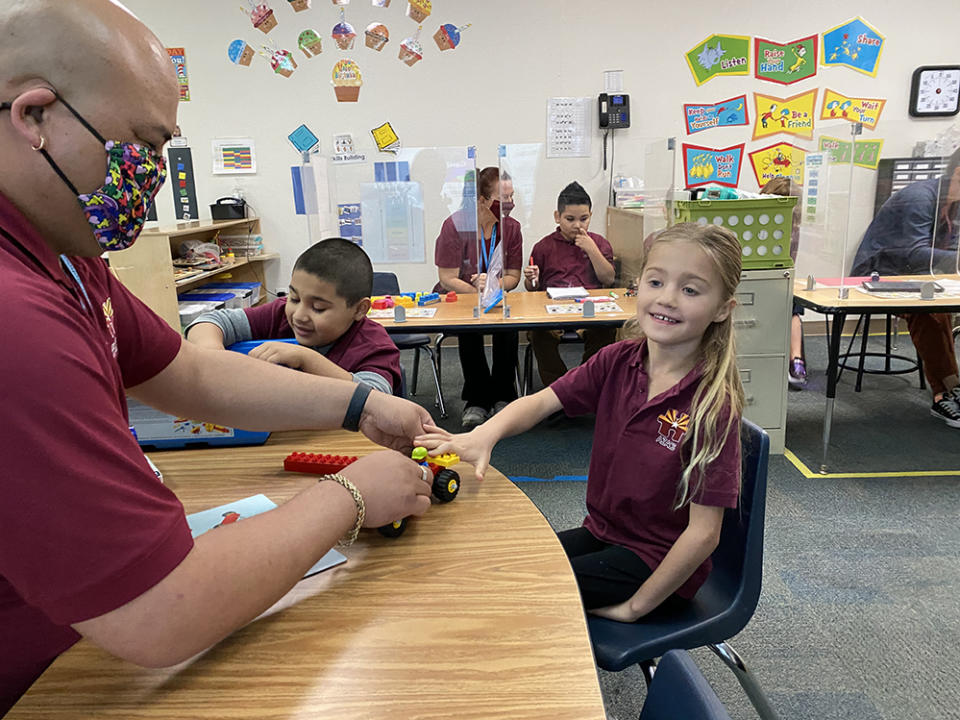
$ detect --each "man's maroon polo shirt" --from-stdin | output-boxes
[0,192,193,713]
[551,339,741,599]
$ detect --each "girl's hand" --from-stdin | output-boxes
[415,423,495,482]
[248,341,307,370]
[589,599,644,623]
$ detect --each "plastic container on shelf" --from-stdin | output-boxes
[671,196,797,270]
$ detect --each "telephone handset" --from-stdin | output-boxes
[598,93,631,129]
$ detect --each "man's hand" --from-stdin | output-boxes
[359,391,434,452]
[248,341,309,370]
[339,450,434,526]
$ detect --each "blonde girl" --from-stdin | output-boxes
[416,223,745,621]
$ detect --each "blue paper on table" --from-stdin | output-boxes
[187,494,347,579]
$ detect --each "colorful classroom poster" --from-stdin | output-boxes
[754,35,818,84]
[752,89,818,141]
[167,147,198,220]
[337,203,363,244]
[803,153,827,225]
[682,143,745,188]
[371,122,401,153]
[749,142,807,186]
[821,17,885,76]
[683,95,749,134]
[166,48,190,102]
[212,138,256,174]
[819,89,886,130]
[818,136,884,170]
[684,34,750,86]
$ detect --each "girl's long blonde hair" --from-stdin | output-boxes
[625,222,745,508]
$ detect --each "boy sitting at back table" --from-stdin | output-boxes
[186,237,401,395]
[523,181,618,387]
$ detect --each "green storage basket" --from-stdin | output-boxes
[671,197,797,270]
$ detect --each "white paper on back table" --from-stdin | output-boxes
[546,286,590,300]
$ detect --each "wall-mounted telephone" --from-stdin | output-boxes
[598,93,631,129]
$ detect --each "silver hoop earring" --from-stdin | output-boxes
[31,136,45,151]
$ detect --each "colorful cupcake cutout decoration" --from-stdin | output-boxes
[228,39,255,66]
[332,59,362,102]
[288,0,310,11]
[298,29,323,57]
[243,1,278,34]
[433,23,469,51]
[365,23,389,51]
[262,44,298,77]
[406,0,430,22]
[398,25,423,66]
[332,9,356,50]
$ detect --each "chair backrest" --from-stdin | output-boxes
[708,419,769,622]
[639,650,733,720]
[372,271,401,296]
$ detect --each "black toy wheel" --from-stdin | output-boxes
[432,469,460,503]
[378,518,408,537]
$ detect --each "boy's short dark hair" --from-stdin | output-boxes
[557,181,592,212]
[293,238,372,306]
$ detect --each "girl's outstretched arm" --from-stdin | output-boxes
[591,503,724,622]
[415,388,562,481]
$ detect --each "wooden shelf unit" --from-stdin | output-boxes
[107,217,277,330]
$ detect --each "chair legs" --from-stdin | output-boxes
[708,642,781,720]
[411,348,421,396]
[418,345,446,418]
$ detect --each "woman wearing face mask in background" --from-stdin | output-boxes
[434,166,523,429]
[0,2,434,712]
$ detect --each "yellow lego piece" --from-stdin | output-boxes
[430,452,460,468]
[395,296,415,307]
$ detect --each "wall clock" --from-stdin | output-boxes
[909,65,960,117]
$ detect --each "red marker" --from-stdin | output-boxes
[529,256,537,288]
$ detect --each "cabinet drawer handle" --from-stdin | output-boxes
[739,369,752,383]
[736,292,755,306]
[734,318,758,328]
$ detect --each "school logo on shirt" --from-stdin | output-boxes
[102,297,118,358]
[656,409,689,452]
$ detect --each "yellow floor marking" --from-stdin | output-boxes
[783,448,960,478]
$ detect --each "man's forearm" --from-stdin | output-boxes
[129,340,357,431]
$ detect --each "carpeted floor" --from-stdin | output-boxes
[399,332,960,720]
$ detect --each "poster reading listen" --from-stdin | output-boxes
[685,34,750,86]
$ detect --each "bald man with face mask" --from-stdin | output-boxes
[0,2,436,711]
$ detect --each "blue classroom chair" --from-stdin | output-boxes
[588,419,779,720]
[639,650,732,720]
[372,272,445,415]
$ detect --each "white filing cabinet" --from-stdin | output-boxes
[734,268,791,453]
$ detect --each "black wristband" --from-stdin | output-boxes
[342,383,373,432]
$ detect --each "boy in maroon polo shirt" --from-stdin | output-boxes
[186,238,402,396]
[524,181,617,387]
[418,223,745,621]
[0,3,435,713]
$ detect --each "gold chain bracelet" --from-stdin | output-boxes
[320,473,365,547]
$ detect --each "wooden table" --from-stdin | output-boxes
[9,431,605,720]
[372,288,637,334]
[372,289,637,417]
[794,275,960,471]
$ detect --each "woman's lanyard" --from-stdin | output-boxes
[478,224,497,274]
[60,255,93,314]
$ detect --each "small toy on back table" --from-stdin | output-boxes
[444,291,457,302]
[417,292,440,306]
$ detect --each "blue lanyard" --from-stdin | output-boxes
[60,255,93,313]
[479,225,497,274]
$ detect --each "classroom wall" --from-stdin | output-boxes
[126,0,960,292]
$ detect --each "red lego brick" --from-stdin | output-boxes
[445,291,457,302]
[283,452,358,475]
